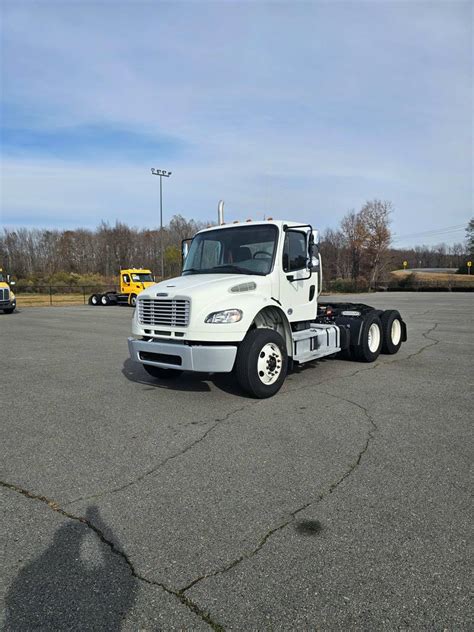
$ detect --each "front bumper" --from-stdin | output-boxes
[0,298,15,310]
[128,337,237,373]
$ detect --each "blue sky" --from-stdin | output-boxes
[0,0,472,246]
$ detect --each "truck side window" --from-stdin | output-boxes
[283,231,307,272]
[123,274,130,284]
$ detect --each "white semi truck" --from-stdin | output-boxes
[128,205,406,398]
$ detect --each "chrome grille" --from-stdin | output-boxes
[0,288,10,302]
[138,298,190,327]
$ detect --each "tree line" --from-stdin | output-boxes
[321,201,469,290]
[0,215,207,284]
[1,202,471,290]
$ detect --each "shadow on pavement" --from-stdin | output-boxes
[295,519,324,536]
[5,506,136,631]
[122,357,253,398]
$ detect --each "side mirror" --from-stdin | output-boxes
[308,230,320,270]
[9,280,15,286]
[181,238,192,262]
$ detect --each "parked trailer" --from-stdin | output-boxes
[89,268,155,307]
[128,204,407,398]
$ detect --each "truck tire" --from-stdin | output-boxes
[100,294,110,306]
[129,294,137,307]
[235,328,288,398]
[381,310,403,354]
[89,294,100,306]
[143,365,183,380]
[353,312,382,363]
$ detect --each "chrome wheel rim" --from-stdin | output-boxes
[257,342,283,385]
[368,323,381,353]
[391,319,402,345]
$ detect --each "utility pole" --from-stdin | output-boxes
[151,168,172,279]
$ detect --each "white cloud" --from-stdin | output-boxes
[0,0,472,243]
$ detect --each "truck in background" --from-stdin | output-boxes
[0,269,16,314]
[89,268,155,307]
[128,203,407,398]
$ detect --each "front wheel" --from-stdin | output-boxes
[143,364,183,380]
[235,328,288,398]
[129,294,137,307]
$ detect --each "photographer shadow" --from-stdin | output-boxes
[5,506,136,631]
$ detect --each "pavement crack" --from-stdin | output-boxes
[68,324,439,507]
[180,390,377,594]
[0,480,225,632]
[66,404,252,507]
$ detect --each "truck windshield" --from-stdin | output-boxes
[131,273,153,282]
[183,225,278,276]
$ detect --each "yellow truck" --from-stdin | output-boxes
[89,268,155,307]
[0,269,16,314]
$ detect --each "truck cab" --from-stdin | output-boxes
[0,269,16,314]
[89,268,155,307]
[119,268,155,306]
[128,218,406,398]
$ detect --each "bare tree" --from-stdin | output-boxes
[340,210,368,283]
[359,199,392,289]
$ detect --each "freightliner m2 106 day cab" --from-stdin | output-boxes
[128,206,407,398]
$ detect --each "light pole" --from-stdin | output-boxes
[151,168,172,279]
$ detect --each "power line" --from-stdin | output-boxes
[392,224,466,242]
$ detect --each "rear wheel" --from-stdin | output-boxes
[381,310,403,354]
[353,312,382,362]
[89,294,100,306]
[235,328,288,398]
[100,294,110,306]
[143,365,183,380]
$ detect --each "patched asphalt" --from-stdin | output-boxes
[1,292,472,630]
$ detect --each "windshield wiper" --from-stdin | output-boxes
[182,268,202,275]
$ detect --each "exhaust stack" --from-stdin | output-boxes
[218,200,225,225]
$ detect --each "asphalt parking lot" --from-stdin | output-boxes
[1,292,472,630]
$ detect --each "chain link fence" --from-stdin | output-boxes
[14,285,119,306]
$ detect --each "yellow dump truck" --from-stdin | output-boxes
[0,269,16,314]
[89,268,155,307]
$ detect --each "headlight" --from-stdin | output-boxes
[205,309,243,324]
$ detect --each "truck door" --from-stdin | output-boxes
[278,229,317,322]
[121,273,130,294]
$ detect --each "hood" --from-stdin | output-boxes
[140,273,262,299]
